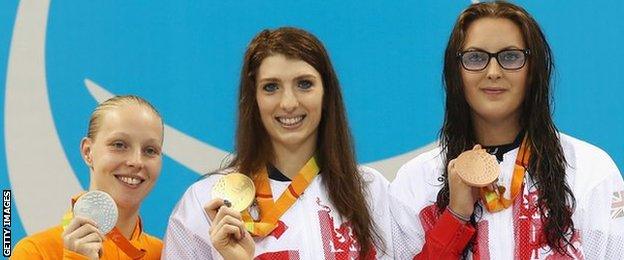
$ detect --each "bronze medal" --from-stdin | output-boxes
[455,150,500,187]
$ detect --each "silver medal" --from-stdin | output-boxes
[73,190,118,234]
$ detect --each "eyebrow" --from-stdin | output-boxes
[107,133,162,145]
[257,73,318,84]
[464,45,524,52]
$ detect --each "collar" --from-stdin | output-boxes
[483,129,525,163]
[267,164,292,182]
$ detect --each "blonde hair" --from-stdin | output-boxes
[86,95,162,140]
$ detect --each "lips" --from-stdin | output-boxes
[275,115,306,127]
[481,87,507,95]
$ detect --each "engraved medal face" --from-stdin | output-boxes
[211,173,256,212]
[73,190,119,234]
[455,150,500,187]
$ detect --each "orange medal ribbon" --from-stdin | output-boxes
[480,135,531,212]
[241,157,320,237]
[62,193,146,259]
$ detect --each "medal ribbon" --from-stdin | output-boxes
[480,135,531,212]
[241,157,320,236]
[61,193,146,259]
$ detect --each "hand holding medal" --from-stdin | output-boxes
[447,145,501,221]
[62,190,118,259]
[206,173,256,260]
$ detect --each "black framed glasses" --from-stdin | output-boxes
[457,49,530,71]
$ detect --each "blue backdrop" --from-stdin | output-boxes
[1,0,622,245]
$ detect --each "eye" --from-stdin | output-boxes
[262,83,278,92]
[144,146,161,157]
[297,79,313,90]
[501,51,520,61]
[466,52,486,62]
[110,141,127,150]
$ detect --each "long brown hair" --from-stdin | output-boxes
[229,27,383,257]
[438,1,575,256]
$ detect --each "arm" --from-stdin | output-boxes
[581,162,624,259]
[390,147,482,259]
[414,209,475,260]
[162,186,216,260]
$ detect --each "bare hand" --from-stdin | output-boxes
[205,199,254,260]
[62,216,104,260]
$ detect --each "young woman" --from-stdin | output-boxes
[12,95,164,259]
[163,27,392,259]
[390,2,624,259]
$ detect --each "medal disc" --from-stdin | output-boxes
[211,173,256,212]
[455,150,500,187]
[73,190,118,234]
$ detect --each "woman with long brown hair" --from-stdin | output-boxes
[163,27,391,259]
[390,1,623,259]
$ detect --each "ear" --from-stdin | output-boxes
[80,137,94,168]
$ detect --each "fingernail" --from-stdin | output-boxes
[223,199,232,208]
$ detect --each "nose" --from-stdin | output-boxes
[126,148,144,169]
[486,57,502,80]
[279,87,299,112]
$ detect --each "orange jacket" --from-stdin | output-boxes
[10,218,162,260]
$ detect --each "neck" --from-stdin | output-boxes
[271,135,317,179]
[472,113,521,146]
[116,207,139,239]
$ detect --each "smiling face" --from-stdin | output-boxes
[81,104,163,211]
[255,54,324,153]
[461,17,528,124]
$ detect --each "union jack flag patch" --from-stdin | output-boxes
[612,190,624,219]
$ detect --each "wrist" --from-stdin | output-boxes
[447,206,471,223]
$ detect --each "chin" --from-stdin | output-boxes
[114,198,143,211]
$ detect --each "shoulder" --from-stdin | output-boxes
[138,231,163,256]
[396,146,444,178]
[12,225,64,257]
[389,146,444,209]
[559,133,619,179]
[392,146,444,189]
[559,133,621,197]
[560,133,615,166]
[358,165,389,187]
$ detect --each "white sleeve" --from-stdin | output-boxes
[388,160,429,259]
[162,184,216,260]
[359,166,395,259]
[580,160,624,259]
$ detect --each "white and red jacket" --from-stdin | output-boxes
[163,166,394,259]
[390,133,624,259]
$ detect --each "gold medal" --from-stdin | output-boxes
[455,149,500,187]
[211,173,256,212]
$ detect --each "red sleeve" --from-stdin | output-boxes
[414,209,476,260]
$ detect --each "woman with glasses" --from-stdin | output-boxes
[390,1,623,259]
